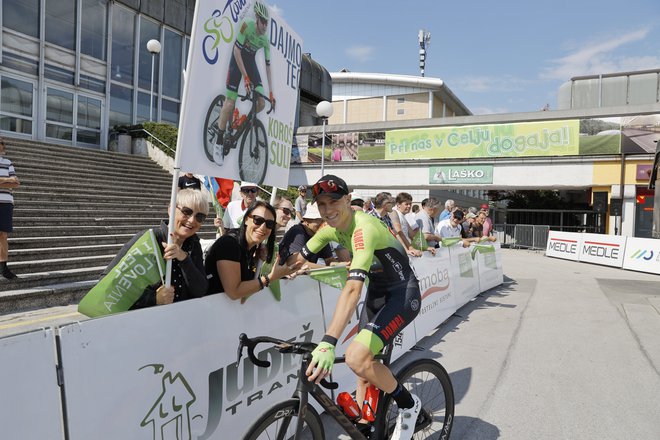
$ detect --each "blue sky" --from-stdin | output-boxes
[270,0,660,115]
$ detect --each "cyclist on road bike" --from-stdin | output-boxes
[214,1,275,166]
[300,174,423,440]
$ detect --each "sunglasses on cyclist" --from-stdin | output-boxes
[312,175,349,200]
[248,214,276,230]
[177,205,207,223]
[277,207,293,216]
[242,187,258,194]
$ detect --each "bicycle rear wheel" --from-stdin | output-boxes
[243,398,325,440]
[203,95,225,161]
[238,119,268,185]
[376,359,454,440]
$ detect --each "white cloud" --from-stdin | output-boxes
[345,46,375,61]
[540,28,659,80]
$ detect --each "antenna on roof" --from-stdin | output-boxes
[418,29,431,77]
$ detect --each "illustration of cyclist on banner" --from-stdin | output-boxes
[179,0,302,188]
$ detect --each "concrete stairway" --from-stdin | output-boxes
[0,138,218,313]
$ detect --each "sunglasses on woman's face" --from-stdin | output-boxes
[248,214,276,230]
[177,205,207,223]
[277,207,293,216]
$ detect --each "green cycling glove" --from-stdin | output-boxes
[311,341,336,372]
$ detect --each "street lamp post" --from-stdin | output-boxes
[146,39,161,121]
[315,101,334,176]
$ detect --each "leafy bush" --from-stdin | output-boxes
[141,122,179,158]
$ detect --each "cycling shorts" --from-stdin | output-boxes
[354,274,421,355]
[226,53,263,100]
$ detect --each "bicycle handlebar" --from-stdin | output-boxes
[237,333,338,390]
[238,90,274,115]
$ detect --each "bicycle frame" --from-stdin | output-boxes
[291,350,394,440]
[227,90,272,147]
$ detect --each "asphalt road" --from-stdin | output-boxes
[2,249,659,439]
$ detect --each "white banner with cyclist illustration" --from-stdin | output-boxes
[177,0,302,187]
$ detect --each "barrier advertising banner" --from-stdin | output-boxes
[59,277,325,440]
[411,249,456,340]
[448,245,480,309]
[0,329,64,440]
[385,120,580,160]
[578,233,627,268]
[623,237,660,275]
[475,242,504,292]
[546,231,583,261]
[177,0,302,186]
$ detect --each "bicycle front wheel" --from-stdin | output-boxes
[376,359,454,440]
[238,119,268,185]
[243,398,324,440]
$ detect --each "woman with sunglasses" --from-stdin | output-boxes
[205,200,301,300]
[103,189,210,309]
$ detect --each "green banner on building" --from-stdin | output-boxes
[385,120,580,160]
[430,165,493,184]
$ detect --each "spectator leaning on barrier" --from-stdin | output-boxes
[436,209,470,247]
[0,137,19,279]
[416,197,442,248]
[223,181,258,230]
[480,204,493,237]
[391,192,415,249]
[294,185,308,222]
[279,202,335,268]
[439,199,455,221]
[405,203,420,228]
[463,212,479,237]
[205,200,301,300]
[102,189,209,309]
[371,192,394,230]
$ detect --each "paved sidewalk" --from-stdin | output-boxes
[324,249,660,439]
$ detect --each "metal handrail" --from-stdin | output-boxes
[133,128,176,156]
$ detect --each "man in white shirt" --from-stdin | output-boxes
[390,192,415,248]
[294,185,307,222]
[435,209,469,247]
[222,181,258,229]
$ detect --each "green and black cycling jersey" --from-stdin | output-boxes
[302,211,412,286]
[236,20,270,63]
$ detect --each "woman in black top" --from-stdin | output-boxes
[103,188,209,309]
[205,200,300,300]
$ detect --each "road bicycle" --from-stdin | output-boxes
[203,89,273,185]
[237,333,454,439]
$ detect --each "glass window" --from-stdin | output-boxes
[3,0,39,38]
[110,83,133,127]
[78,96,102,129]
[79,74,106,94]
[162,29,182,99]
[162,98,180,124]
[137,91,157,122]
[1,77,33,117]
[629,73,658,105]
[45,0,76,50]
[45,64,75,85]
[77,130,100,145]
[46,88,74,124]
[572,78,600,108]
[138,18,160,91]
[46,124,73,141]
[601,76,628,107]
[81,0,108,60]
[111,6,135,85]
[0,116,32,134]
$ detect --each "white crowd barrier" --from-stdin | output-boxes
[2,244,503,439]
[546,231,660,275]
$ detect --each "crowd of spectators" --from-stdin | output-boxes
[100,177,495,309]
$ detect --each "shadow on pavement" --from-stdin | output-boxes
[451,415,501,440]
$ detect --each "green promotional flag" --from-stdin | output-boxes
[78,230,165,317]
[411,229,428,251]
[471,243,495,260]
[309,265,348,290]
[441,237,463,247]
[259,243,281,301]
